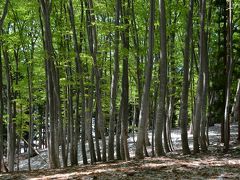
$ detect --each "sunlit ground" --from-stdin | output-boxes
[0,123,239,179]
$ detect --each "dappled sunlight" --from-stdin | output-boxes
[30,168,118,180]
[1,152,240,179]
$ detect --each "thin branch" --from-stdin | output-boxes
[0,0,10,28]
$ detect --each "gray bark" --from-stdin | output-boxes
[3,48,16,172]
[224,0,233,152]
[155,0,167,156]
[68,0,87,164]
[120,0,130,161]
[108,0,120,161]
[193,0,205,154]
[86,0,107,162]
[135,0,155,159]
[0,0,9,172]
[40,0,60,168]
[85,67,96,164]
[179,0,193,155]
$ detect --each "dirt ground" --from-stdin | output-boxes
[1,123,240,179]
[1,146,240,179]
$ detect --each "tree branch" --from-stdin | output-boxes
[0,0,10,28]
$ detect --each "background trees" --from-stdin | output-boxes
[0,0,239,172]
[0,0,10,172]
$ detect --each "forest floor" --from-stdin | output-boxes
[0,123,240,179]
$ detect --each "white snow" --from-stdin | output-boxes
[15,123,239,171]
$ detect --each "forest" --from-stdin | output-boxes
[0,0,240,179]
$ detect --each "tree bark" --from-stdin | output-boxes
[3,47,16,172]
[179,0,194,155]
[224,0,233,152]
[40,0,60,168]
[0,0,9,172]
[85,67,96,164]
[193,0,206,154]
[85,0,107,162]
[120,0,130,161]
[108,0,120,161]
[135,0,155,159]
[155,0,167,156]
[68,0,87,165]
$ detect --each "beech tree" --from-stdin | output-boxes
[179,0,193,155]
[40,0,60,168]
[155,0,167,156]
[135,0,155,159]
[0,0,239,172]
[108,0,120,161]
[0,0,10,172]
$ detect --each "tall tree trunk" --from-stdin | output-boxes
[86,0,107,162]
[234,80,240,141]
[66,63,76,166]
[116,99,123,160]
[0,40,4,172]
[135,0,155,160]
[85,67,96,164]
[238,89,240,141]
[205,0,213,147]
[108,0,121,161]
[179,0,194,155]
[0,0,9,172]
[193,0,206,154]
[131,0,142,114]
[27,62,33,171]
[155,0,167,156]
[165,0,178,153]
[68,0,87,165]
[224,0,233,152]
[120,0,130,161]
[3,48,16,172]
[95,104,101,161]
[40,0,60,168]
[221,0,228,143]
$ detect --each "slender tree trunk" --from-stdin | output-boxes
[220,0,228,143]
[135,0,155,159]
[238,92,240,141]
[0,0,9,172]
[86,67,96,164]
[68,0,87,164]
[108,0,121,161]
[165,0,177,153]
[27,63,33,170]
[86,0,107,162]
[131,0,142,113]
[193,0,206,154]
[64,87,70,164]
[234,80,240,141]
[116,99,123,160]
[66,63,77,166]
[0,41,4,172]
[0,1,9,172]
[120,0,131,161]
[205,0,213,147]
[3,48,16,172]
[155,0,167,156]
[40,0,60,168]
[179,0,194,155]
[224,0,233,152]
[151,82,158,157]
[95,104,101,161]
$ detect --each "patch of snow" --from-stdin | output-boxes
[15,123,239,171]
